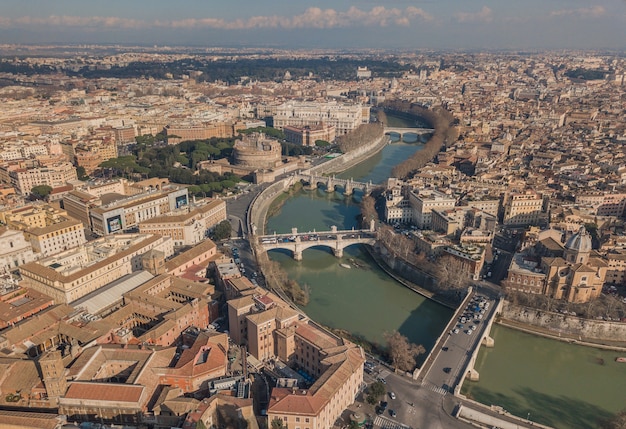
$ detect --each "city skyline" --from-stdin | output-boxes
[1,0,625,50]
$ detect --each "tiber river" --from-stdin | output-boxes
[264,114,625,429]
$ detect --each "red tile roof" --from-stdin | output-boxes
[64,382,144,403]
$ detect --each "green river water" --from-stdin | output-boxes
[264,113,625,428]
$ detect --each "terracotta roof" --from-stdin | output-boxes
[0,410,62,429]
[165,239,217,271]
[64,382,144,403]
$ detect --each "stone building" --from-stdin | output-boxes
[233,133,282,170]
[505,227,608,303]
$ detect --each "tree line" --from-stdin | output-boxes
[99,136,242,198]
[382,101,459,179]
[337,123,384,153]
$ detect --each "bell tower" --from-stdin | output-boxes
[38,350,67,405]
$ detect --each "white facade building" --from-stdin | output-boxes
[0,227,35,273]
[273,101,369,136]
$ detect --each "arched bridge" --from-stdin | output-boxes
[384,127,434,139]
[257,225,377,260]
[294,172,374,195]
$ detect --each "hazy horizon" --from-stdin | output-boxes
[1,0,625,51]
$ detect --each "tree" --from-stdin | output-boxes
[348,421,361,429]
[384,331,425,372]
[30,185,52,200]
[270,418,284,429]
[76,166,89,181]
[366,381,386,404]
[212,220,232,241]
[436,255,471,291]
[601,410,626,429]
[315,139,330,147]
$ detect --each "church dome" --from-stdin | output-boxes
[565,226,592,253]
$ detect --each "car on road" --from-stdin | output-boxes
[389,392,396,400]
[470,325,477,331]
[377,377,387,384]
[389,409,397,418]
[443,367,451,373]
[442,346,449,351]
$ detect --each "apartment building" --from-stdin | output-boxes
[139,199,226,246]
[605,251,626,285]
[4,162,77,195]
[575,192,626,217]
[114,126,137,144]
[74,139,119,175]
[409,190,456,229]
[503,191,546,226]
[1,204,87,257]
[24,217,86,257]
[384,185,412,224]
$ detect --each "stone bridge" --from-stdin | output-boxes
[293,172,374,195]
[384,127,434,139]
[257,224,377,260]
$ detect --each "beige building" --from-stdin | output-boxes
[506,227,608,303]
[503,191,546,226]
[19,233,174,303]
[74,139,119,175]
[226,284,364,429]
[273,101,369,136]
[268,324,364,429]
[5,161,77,195]
[164,122,235,145]
[1,204,87,257]
[409,190,456,229]
[24,217,86,257]
[605,251,626,285]
[139,199,226,246]
[283,124,336,146]
[575,192,626,217]
[62,190,102,229]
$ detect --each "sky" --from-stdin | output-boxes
[1,0,625,50]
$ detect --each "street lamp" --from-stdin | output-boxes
[527,412,531,421]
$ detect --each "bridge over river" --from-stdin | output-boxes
[257,223,376,260]
[384,126,434,139]
[293,172,374,195]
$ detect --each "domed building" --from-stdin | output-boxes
[505,226,608,304]
[563,226,592,264]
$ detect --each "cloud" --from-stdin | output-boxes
[454,6,493,23]
[8,15,143,29]
[550,6,606,18]
[0,6,434,31]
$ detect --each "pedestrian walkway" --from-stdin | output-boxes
[378,369,391,379]
[427,384,448,396]
[373,415,410,429]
